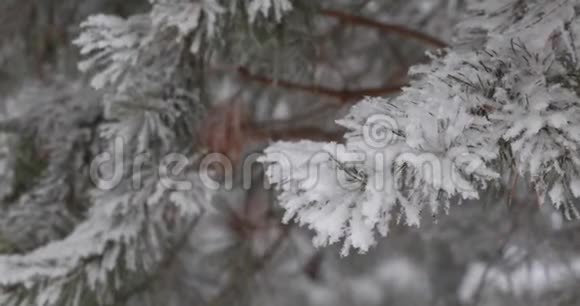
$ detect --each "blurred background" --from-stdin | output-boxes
[1,1,580,306]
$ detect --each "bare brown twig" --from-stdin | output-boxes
[212,8,445,103]
[319,8,448,48]
[236,66,404,103]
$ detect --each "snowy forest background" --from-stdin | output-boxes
[1,0,580,305]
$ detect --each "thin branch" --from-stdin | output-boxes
[319,8,448,49]
[253,225,291,271]
[213,9,439,104]
[507,170,519,208]
[236,66,404,103]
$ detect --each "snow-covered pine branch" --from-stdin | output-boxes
[260,0,580,254]
[75,0,294,90]
[0,80,102,253]
[0,172,209,306]
[0,78,210,306]
[73,0,296,151]
[0,1,298,305]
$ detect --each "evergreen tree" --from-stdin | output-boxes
[2,1,580,305]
